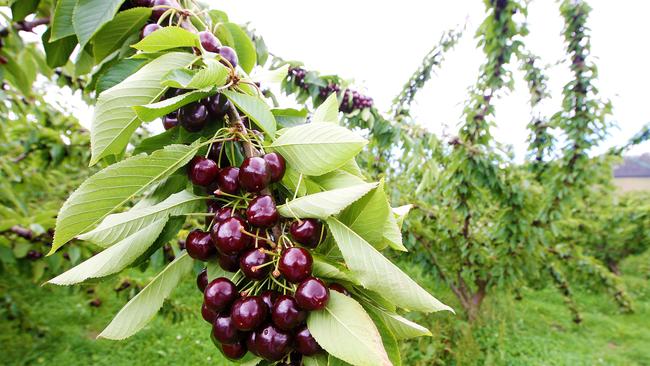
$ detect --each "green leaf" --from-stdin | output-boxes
[161,59,229,89]
[98,252,193,340]
[132,26,199,52]
[382,210,407,252]
[78,190,203,247]
[50,0,77,41]
[131,216,185,268]
[216,22,256,73]
[312,255,359,284]
[207,9,228,24]
[270,123,367,176]
[392,205,412,229]
[311,170,366,191]
[48,218,168,285]
[96,58,148,95]
[252,64,289,85]
[206,261,242,282]
[313,93,340,123]
[367,308,402,366]
[93,7,152,63]
[326,218,453,313]
[52,143,200,253]
[303,354,328,366]
[11,0,39,21]
[90,52,196,164]
[133,87,213,122]
[222,90,276,137]
[339,181,390,250]
[272,108,308,129]
[365,305,431,340]
[42,30,77,68]
[277,183,378,219]
[307,291,391,366]
[73,0,125,48]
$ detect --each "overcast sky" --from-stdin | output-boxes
[213,0,650,159]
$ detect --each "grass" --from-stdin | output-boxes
[1,253,649,366]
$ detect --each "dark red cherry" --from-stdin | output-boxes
[205,94,231,119]
[271,295,306,330]
[198,31,221,53]
[216,167,240,194]
[295,325,322,356]
[162,112,178,130]
[254,324,293,361]
[219,46,239,68]
[221,340,247,360]
[189,156,219,186]
[212,217,252,255]
[218,253,240,272]
[290,219,324,248]
[263,153,286,182]
[295,277,329,310]
[230,296,267,331]
[246,331,259,356]
[151,0,178,20]
[239,157,270,192]
[185,229,216,261]
[140,23,161,39]
[178,102,208,132]
[246,195,279,228]
[201,302,217,323]
[132,0,153,6]
[212,314,242,344]
[239,249,271,280]
[260,290,279,310]
[213,207,239,223]
[197,268,208,292]
[204,277,238,312]
[278,247,312,283]
[329,283,350,296]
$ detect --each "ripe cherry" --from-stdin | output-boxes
[197,268,208,292]
[219,46,239,68]
[204,277,238,312]
[216,167,240,194]
[212,217,252,255]
[212,314,242,344]
[260,290,279,310]
[290,219,324,248]
[201,302,217,323]
[213,207,239,223]
[239,157,270,192]
[231,296,267,331]
[246,195,279,227]
[278,247,312,283]
[295,325,322,356]
[198,31,221,53]
[295,277,329,310]
[254,324,293,361]
[132,0,153,6]
[185,229,216,261]
[246,331,259,356]
[151,0,178,20]
[178,102,208,132]
[271,295,306,330]
[263,153,286,182]
[239,249,271,280]
[218,252,240,272]
[189,156,219,186]
[329,283,350,296]
[162,112,178,130]
[221,340,247,360]
[140,23,161,39]
[205,94,230,119]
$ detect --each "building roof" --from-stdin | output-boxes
[614,154,650,177]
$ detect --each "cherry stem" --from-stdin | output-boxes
[239,228,275,247]
[270,275,294,293]
[251,260,275,273]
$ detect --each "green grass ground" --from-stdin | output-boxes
[1,253,649,366]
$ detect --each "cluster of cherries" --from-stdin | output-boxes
[184,144,348,363]
[287,67,374,113]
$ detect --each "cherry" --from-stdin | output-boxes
[329,283,350,296]
[260,290,279,310]
[151,0,178,20]
[201,302,217,323]
[214,207,239,223]
[132,0,153,6]
[185,229,216,261]
[205,94,230,119]
[212,314,242,344]
[246,331,259,356]
[162,112,178,130]
[197,268,208,293]
[221,340,247,360]
[239,157,270,192]
[216,167,240,194]
[271,295,306,330]
[218,253,240,272]
[219,46,239,68]
[204,277,238,312]
[212,217,252,255]
[246,195,279,227]
[239,249,271,280]
[295,277,329,311]
[231,296,267,331]
[188,156,219,186]
[263,153,286,182]
[290,219,324,248]
[178,102,208,132]
[254,324,293,361]
[295,325,322,356]
[278,247,312,283]
[198,31,221,53]
[140,23,161,39]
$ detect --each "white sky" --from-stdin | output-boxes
[215,0,650,159]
